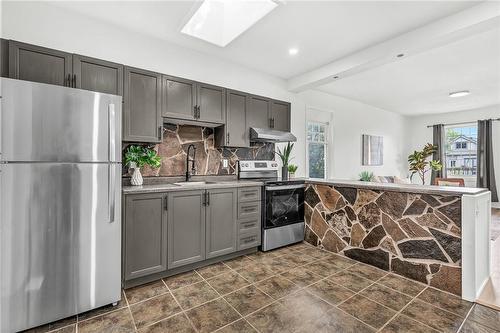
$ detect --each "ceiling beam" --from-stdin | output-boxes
[287,2,500,92]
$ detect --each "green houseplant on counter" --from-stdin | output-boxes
[276,142,294,180]
[124,145,161,186]
[408,143,442,185]
[288,164,298,178]
[359,171,374,182]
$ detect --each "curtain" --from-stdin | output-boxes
[431,124,445,185]
[477,120,498,202]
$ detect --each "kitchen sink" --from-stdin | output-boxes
[173,181,216,186]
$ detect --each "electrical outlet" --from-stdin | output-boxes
[222,159,228,168]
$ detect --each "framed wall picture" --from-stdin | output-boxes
[362,134,383,166]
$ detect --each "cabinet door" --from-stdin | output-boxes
[247,95,271,130]
[73,55,123,95]
[225,90,249,147]
[197,83,225,124]
[271,100,291,132]
[8,40,72,87]
[206,188,237,259]
[162,75,196,120]
[124,193,167,281]
[0,39,8,78]
[167,190,206,269]
[123,66,162,142]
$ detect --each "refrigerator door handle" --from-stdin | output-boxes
[108,164,116,223]
[108,104,116,162]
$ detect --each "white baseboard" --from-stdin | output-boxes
[492,202,500,209]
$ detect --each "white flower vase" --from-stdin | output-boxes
[129,162,143,186]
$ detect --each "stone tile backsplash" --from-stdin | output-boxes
[124,124,274,177]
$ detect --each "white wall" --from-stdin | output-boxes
[406,105,500,196]
[294,90,408,180]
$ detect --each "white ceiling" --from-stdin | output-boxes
[50,0,478,79]
[317,27,500,116]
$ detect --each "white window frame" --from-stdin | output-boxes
[306,120,330,179]
[444,123,477,181]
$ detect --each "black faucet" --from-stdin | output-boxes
[185,144,196,182]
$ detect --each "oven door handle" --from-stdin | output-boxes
[265,184,305,191]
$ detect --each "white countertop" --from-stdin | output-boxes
[306,178,489,196]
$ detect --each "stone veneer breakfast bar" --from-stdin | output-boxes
[304,179,491,301]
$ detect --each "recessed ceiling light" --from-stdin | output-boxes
[181,0,278,47]
[288,48,299,55]
[449,90,470,98]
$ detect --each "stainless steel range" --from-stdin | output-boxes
[238,160,305,251]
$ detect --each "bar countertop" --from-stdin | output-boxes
[306,178,489,196]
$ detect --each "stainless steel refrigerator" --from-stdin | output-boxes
[0,78,122,332]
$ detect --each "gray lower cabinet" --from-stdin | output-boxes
[124,193,167,281]
[206,188,237,258]
[162,75,197,121]
[271,100,291,132]
[167,190,206,269]
[123,66,162,142]
[8,40,72,87]
[248,95,271,130]
[73,55,123,95]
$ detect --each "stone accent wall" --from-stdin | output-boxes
[124,124,274,177]
[304,183,462,295]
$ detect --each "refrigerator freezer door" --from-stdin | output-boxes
[0,163,121,332]
[0,78,122,162]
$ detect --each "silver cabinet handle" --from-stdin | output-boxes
[242,236,256,244]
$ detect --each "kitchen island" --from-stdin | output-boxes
[304,179,491,301]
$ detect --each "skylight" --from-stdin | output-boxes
[181,0,278,47]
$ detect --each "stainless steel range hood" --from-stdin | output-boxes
[250,127,297,143]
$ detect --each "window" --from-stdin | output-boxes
[307,122,328,178]
[445,124,477,178]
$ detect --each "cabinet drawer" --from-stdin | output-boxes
[239,217,261,234]
[238,187,261,203]
[238,231,261,250]
[238,201,261,219]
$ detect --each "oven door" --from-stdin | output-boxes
[264,184,305,229]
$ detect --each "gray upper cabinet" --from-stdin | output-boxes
[162,77,225,125]
[0,39,8,78]
[167,190,206,269]
[248,95,271,130]
[197,83,225,124]
[225,90,249,147]
[205,188,237,259]
[162,75,196,121]
[73,55,123,95]
[123,66,162,143]
[8,40,72,87]
[124,193,167,281]
[271,100,291,132]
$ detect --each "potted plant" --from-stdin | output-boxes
[276,142,294,180]
[124,145,162,186]
[408,143,442,185]
[288,164,298,178]
[359,171,374,182]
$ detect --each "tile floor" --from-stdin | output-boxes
[25,242,500,333]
